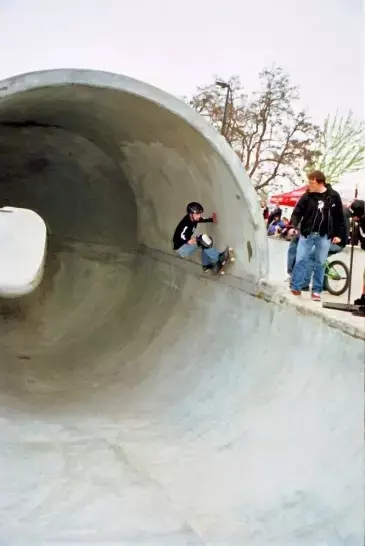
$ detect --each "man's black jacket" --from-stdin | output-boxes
[290,184,345,240]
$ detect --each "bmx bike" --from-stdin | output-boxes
[323,257,350,296]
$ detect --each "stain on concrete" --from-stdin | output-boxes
[247,240,253,262]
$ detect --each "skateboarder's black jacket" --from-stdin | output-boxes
[173,214,213,250]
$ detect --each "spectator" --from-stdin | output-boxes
[261,201,269,224]
[267,214,286,236]
[348,199,365,317]
[267,206,282,226]
[281,185,310,282]
[289,170,345,302]
[288,207,350,291]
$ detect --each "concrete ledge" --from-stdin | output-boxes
[257,281,365,341]
[140,245,365,341]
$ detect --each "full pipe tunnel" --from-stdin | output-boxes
[0,70,267,265]
[0,70,363,545]
[0,68,267,392]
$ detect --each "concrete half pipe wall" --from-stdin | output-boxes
[0,70,363,545]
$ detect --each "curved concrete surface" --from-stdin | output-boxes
[0,70,363,545]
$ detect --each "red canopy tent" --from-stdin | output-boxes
[269,186,307,208]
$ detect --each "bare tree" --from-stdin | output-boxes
[305,110,365,183]
[188,66,320,192]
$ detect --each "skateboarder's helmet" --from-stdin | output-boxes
[349,199,365,218]
[196,233,213,249]
[187,202,204,215]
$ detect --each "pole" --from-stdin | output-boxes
[221,85,230,136]
[346,184,359,305]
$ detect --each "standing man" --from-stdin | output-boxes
[290,170,345,301]
[261,201,269,224]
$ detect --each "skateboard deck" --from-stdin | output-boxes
[213,247,236,276]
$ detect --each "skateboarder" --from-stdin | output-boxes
[172,202,227,272]
[348,199,365,317]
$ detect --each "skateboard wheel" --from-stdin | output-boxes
[231,257,236,262]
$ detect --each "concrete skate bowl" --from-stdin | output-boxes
[0,69,363,545]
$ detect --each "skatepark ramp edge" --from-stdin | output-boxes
[0,69,363,545]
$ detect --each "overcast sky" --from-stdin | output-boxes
[0,0,363,185]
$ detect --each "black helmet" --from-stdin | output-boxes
[348,199,365,218]
[196,233,213,249]
[187,202,204,215]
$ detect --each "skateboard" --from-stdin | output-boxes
[212,247,235,276]
[322,302,361,312]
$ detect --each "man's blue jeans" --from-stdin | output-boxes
[288,237,342,288]
[291,233,331,293]
[176,243,219,266]
[305,243,342,287]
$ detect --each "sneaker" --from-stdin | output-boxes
[291,289,301,296]
[212,259,224,275]
[202,264,213,272]
[354,294,365,306]
[312,293,321,302]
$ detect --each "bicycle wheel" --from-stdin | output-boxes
[324,259,350,296]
